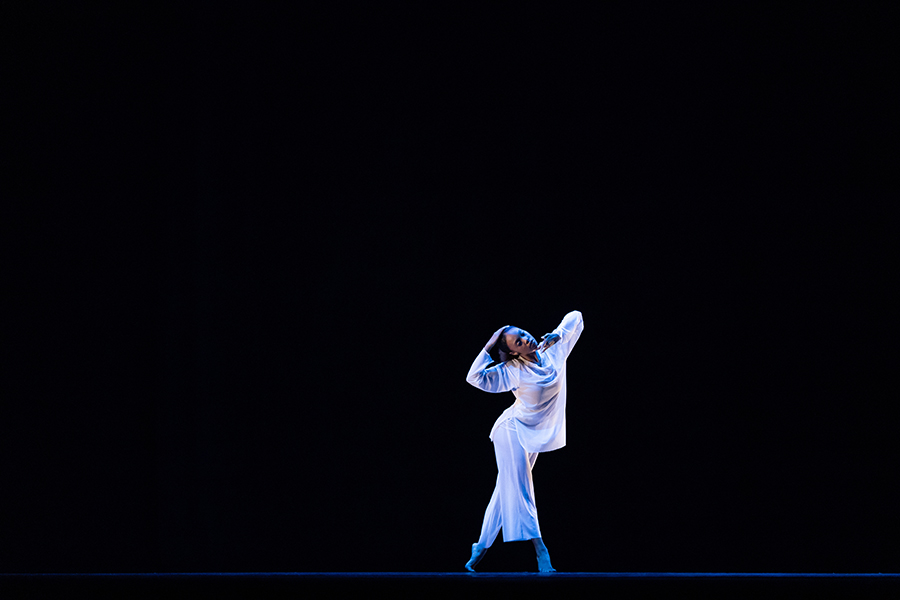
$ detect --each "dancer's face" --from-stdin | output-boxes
[504,327,538,356]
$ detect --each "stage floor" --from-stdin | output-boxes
[3,572,899,599]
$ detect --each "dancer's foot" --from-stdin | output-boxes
[536,551,555,573]
[465,543,487,572]
[532,538,556,573]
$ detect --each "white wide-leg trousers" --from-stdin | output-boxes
[477,418,541,547]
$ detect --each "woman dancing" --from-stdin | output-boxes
[464,310,584,573]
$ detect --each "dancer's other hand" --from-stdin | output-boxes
[484,326,509,352]
[538,333,560,352]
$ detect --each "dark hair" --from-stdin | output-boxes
[489,325,517,365]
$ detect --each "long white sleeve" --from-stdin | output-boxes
[549,310,584,359]
[466,349,520,393]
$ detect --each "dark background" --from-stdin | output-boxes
[5,4,897,573]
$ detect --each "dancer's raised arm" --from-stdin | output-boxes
[546,310,584,358]
[466,326,520,393]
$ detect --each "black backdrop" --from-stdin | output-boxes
[6,4,897,573]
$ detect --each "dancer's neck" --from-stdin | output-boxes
[520,351,542,366]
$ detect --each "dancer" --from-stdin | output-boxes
[464,310,584,573]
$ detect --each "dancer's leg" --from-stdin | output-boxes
[477,481,502,548]
[465,483,501,571]
[495,421,541,543]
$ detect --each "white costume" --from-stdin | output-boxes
[466,310,584,546]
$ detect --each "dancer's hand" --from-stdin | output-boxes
[484,326,509,352]
[538,333,560,352]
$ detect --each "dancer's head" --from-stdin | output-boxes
[494,326,538,362]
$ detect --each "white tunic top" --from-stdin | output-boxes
[466,310,584,453]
